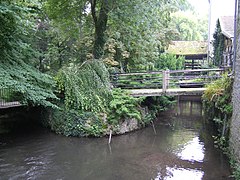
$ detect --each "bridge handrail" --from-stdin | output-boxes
[111,71,163,76]
[110,68,226,90]
[168,68,224,74]
[112,68,224,76]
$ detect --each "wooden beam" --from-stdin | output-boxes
[129,88,206,97]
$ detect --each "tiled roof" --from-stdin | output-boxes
[219,16,234,38]
[166,41,208,55]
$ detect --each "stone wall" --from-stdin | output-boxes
[230,1,240,162]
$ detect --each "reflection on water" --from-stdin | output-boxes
[0,96,233,179]
[162,167,204,180]
[177,137,205,163]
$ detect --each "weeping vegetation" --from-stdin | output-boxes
[55,60,112,112]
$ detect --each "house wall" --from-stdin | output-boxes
[230,6,240,162]
[222,37,233,67]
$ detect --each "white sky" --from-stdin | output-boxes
[188,0,235,16]
[187,0,235,38]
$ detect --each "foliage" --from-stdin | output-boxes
[0,61,57,107]
[107,88,145,125]
[55,60,112,112]
[155,53,185,70]
[0,1,57,107]
[44,0,189,72]
[202,74,233,147]
[231,162,240,180]
[47,107,106,137]
[142,96,176,113]
[170,11,208,41]
[107,0,187,72]
[212,20,224,66]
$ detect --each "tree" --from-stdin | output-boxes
[45,0,113,59]
[103,0,189,71]
[212,20,224,66]
[44,0,188,64]
[170,11,208,41]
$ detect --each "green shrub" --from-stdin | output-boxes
[155,53,185,70]
[107,88,145,125]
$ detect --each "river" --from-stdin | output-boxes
[0,96,233,180]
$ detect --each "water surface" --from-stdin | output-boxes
[0,97,233,179]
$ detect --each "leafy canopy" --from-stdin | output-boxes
[0,0,57,107]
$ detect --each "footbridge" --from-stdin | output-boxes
[111,68,225,97]
[0,68,226,109]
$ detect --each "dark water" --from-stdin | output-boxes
[0,98,233,180]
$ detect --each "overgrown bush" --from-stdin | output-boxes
[202,74,233,148]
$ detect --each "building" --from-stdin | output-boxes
[166,41,208,69]
[219,16,234,67]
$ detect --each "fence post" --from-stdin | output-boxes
[163,70,170,93]
[162,71,166,92]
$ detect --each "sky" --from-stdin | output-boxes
[187,0,236,38]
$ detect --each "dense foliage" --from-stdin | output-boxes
[155,54,185,70]
[1,0,207,137]
[171,11,208,41]
[107,88,145,125]
[42,0,192,73]
[0,1,57,107]
[55,60,112,112]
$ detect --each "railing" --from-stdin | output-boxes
[0,88,21,108]
[111,68,225,91]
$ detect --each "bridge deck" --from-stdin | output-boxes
[129,88,206,97]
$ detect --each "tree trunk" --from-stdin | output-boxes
[91,0,110,59]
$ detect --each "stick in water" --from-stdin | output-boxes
[108,130,112,144]
[151,121,157,135]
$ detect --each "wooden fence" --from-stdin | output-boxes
[111,68,225,91]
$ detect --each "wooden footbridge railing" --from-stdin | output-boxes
[111,68,225,96]
[0,88,21,109]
